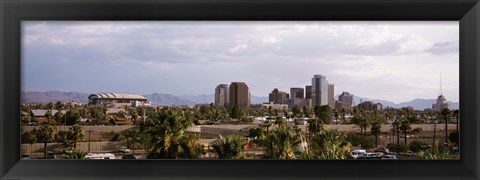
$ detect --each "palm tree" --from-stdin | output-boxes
[370,121,381,147]
[262,125,303,159]
[212,135,246,159]
[399,119,412,145]
[141,108,203,159]
[452,109,460,146]
[314,105,332,124]
[351,115,365,134]
[307,118,324,137]
[441,108,452,145]
[44,110,53,124]
[67,124,84,149]
[340,108,346,123]
[36,124,56,159]
[310,129,352,159]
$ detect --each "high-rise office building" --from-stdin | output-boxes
[214,84,229,107]
[328,84,335,108]
[229,82,250,109]
[269,88,289,104]
[339,91,353,107]
[312,74,329,106]
[305,85,312,99]
[290,88,304,99]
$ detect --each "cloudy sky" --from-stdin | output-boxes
[22,21,459,103]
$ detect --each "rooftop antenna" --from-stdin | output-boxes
[439,72,443,96]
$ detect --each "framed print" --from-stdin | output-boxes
[1,0,479,179]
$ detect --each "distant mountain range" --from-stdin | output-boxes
[21,91,458,110]
[348,95,459,110]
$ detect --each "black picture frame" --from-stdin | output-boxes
[1,0,479,179]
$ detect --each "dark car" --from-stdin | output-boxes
[121,154,136,159]
[47,151,56,159]
[373,147,390,154]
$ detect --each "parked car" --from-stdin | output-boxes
[374,147,390,154]
[359,153,381,159]
[351,150,367,159]
[21,154,31,159]
[47,151,56,159]
[119,146,131,153]
[405,150,416,156]
[121,154,136,159]
[381,155,397,160]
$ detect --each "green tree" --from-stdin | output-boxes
[54,110,64,125]
[448,131,459,145]
[67,124,84,149]
[441,108,452,145]
[46,102,55,110]
[370,121,381,147]
[212,135,246,159]
[452,109,460,146]
[314,105,332,124]
[310,129,352,159]
[399,119,412,145]
[44,110,53,124]
[275,116,285,126]
[261,125,303,159]
[292,105,303,118]
[140,108,203,159]
[307,118,324,136]
[302,106,311,118]
[36,124,57,159]
[55,101,65,110]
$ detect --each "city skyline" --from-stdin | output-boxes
[22,21,459,103]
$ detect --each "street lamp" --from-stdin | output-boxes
[87,130,93,153]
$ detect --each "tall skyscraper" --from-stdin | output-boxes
[328,84,335,108]
[312,74,329,106]
[214,84,229,107]
[229,82,250,109]
[305,85,312,99]
[269,88,289,104]
[290,88,304,99]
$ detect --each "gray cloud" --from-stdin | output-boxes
[22,21,459,102]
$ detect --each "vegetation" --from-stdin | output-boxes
[20,100,461,160]
[211,135,246,159]
[36,124,57,159]
[140,107,204,159]
[62,150,88,159]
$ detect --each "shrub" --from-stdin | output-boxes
[409,140,428,153]
[346,132,374,149]
[387,143,407,153]
[448,131,459,145]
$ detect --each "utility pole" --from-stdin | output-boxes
[87,130,93,153]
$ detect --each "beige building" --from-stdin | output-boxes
[269,88,289,104]
[328,84,335,108]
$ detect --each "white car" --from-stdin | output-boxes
[119,146,131,153]
[382,155,397,160]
